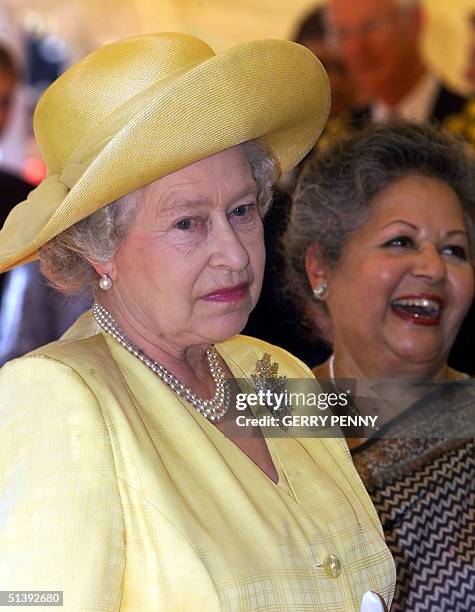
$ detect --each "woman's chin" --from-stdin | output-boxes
[203,312,250,344]
[388,341,446,373]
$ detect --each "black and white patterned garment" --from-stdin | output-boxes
[353,437,475,611]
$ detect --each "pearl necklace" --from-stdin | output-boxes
[92,303,230,421]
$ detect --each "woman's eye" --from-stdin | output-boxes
[382,235,414,249]
[231,203,256,219]
[175,218,195,231]
[442,245,468,260]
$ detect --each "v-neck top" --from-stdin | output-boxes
[0,313,395,610]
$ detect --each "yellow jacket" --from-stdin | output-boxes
[0,313,395,610]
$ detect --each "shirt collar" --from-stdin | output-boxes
[371,73,439,123]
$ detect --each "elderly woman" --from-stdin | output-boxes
[283,122,475,611]
[0,33,395,611]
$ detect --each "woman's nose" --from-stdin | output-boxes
[209,222,250,271]
[411,244,446,283]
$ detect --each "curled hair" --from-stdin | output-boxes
[39,190,140,296]
[39,141,277,296]
[282,121,475,342]
[242,140,278,217]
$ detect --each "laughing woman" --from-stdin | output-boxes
[283,122,475,612]
[0,34,395,611]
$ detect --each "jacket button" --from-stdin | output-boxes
[322,553,342,578]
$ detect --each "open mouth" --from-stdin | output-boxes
[390,296,444,326]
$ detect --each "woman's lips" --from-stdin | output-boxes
[201,282,249,303]
[390,294,444,326]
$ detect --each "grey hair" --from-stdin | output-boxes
[282,121,475,343]
[39,140,278,296]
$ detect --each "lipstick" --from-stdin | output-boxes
[201,282,249,303]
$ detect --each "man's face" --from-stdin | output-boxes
[0,70,15,135]
[328,0,421,101]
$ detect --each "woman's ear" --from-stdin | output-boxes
[305,244,329,297]
[85,257,118,282]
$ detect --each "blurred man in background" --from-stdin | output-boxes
[327,0,467,123]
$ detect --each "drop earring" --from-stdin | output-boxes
[99,274,113,291]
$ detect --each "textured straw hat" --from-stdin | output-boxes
[0,32,330,272]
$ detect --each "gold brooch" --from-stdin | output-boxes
[250,353,292,423]
[252,353,280,380]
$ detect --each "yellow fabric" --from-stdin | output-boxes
[0,313,395,611]
[0,32,330,274]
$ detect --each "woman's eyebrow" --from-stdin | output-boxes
[381,220,418,230]
[158,185,259,215]
[445,229,469,238]
[380,220,468,238]
[160,200,202,214]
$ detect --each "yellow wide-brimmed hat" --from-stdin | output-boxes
[0,32,330,272]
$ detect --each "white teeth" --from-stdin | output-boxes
[391,298,441,312]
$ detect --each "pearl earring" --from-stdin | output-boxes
[313,282,328,300]
[99,274,113,291]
